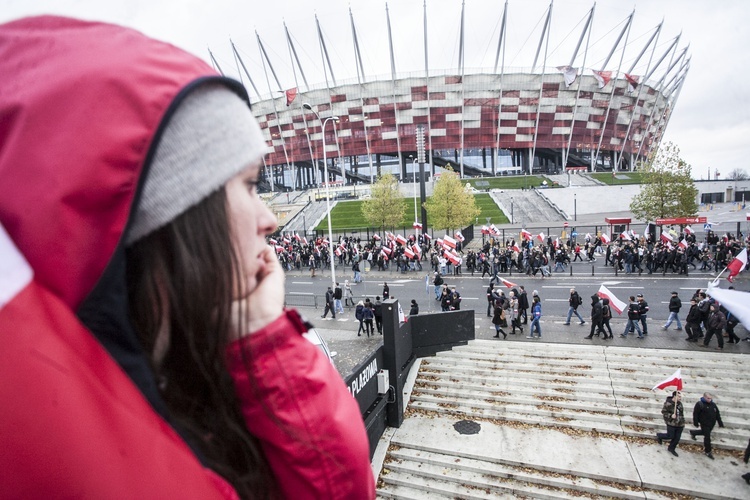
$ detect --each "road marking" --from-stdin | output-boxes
[545,298,569,301]
[292,282,312,285]
[288,292,314,295]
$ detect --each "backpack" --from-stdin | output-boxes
[577,294,583,306]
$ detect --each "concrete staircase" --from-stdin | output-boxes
[489,190,566,226]
[375,341,749,499]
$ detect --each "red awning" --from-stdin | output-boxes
[604,218,631,224]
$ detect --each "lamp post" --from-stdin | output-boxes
[510,197,514,225]
[574,193,577,222]
[411,156,418,223]
[303,103,339,289]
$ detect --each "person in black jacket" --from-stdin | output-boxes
[620,296,643,338]
[486,283,495,317]
[408,299,419,316]
[684,297,702,342]
[321,286,336,319]
[374,297,383,334]
[518,286,529,325]
[689,392,724,459]
[662,291,682,331]
[636,293,650,335]
[564,288,585,325]
[701,302,726,350]
[585,295,605,339]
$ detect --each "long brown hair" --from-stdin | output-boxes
[126,188,274,499]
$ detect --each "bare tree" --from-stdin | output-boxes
[727,168,749,180]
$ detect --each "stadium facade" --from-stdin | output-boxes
[217,3,690,191]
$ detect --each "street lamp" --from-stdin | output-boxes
[574,193,577,222]
[510,197,514,225]
[410,156,418,223]
[303,103,339,289]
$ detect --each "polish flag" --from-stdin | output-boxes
[651,368,683,392]
[444,250,460,266]
[455,231,465,242]
[500,277,518,289]
[322,238,329,246]
[490,224,500,235]
[412,245,421,258]
[683,225,694,235]
[443,235,457,249]
[436,238,444,248]
[620,231,631,241]
[413,221,423,230]
[678,239,688,250]
[600,233,611,244]
[380,249,389,261]
[512,244,521,253]
[386,232,395,241]
[537,232,545,243]
[554,237,560,249]
[403,247,415,259]
[597,285,626,315]
[423,233,432,241]
[395,234,408,246]
[481,225,490,235]
[301,237,308,245]
[373,234,381,241]
[727,248,748,283]
[592,69,612,88]
[268,238,277,245]
[521,229,532,241]
[380,246,392,255]
[293,233,301,242]
[660,232,673,244]
[334,247,342,256]
[275,245,284,253]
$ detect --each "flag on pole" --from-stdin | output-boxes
[512,244,521,253]
[500,277,518,289]
[379,249,389,261]
[455,231,465,242]
[436,238,444,248]
[537,232,545,243]
[275,245,284,254]
[403,247,415,259]
[423,233,432,241]
[597,285,626,315]
[444,250,460,266]
[285,87,298,106]
[443,235,457,249]
[678,239,688,250]
[334,247,342,257]
[554,237,560,249]
[707,283,750,327]
[727,248,748,283]
[373,233,381,241]
[624,73,639,93]
[481,225,490,235]
[380,246,392,255]
[490,224,500,235]
[413,221,423,230]
[521,229,532,241]
[395,234,408,246]
[660,232,673,244]
[412,244,421,257]
[600,233,611,244]
[683,225,694,235]
[592,69,612,88]
[268,238,277,245]
[556,65,578,87]
[301,237,308,245]
[651,368,683,391]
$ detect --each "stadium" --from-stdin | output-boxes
[215,3,690,192]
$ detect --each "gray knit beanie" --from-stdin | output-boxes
[126,83,268,245]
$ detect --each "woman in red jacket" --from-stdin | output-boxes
[0,16,374,499]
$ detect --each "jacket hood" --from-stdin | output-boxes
[0,16,250,449]
[591,294,600,303]
[0,16,247,310]
[602,298,610,305]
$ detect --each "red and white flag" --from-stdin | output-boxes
[481,225,490,235]
[597,285,626,315]
[379,249,389,261]
[512,244,521,253]
[293,233,301,242]
[600,233,611,244]
[620,231,631,241]
[455,231,465,242]
[268,238,277,245]
[537,232,545,243]
[683,225,694,235]
[395,234,408,246]
[444,250,460,265]
[651,368,683,391]
[334,247,342,257]
[413,221,423,230]
[285,87,298,106]
[557,65,578,87]
[660,232,673,245]
[624,73,639,93]
[592,69,612,89]
[412,244,421,257]
[678,239,688,250]
[443,235,457,249]
[275,245,285,254]
[727,248,748,283]
[500,277,518,289]
[423,233,432,241]
[380,246,392,255]
[373,233,381,241]
[403,247,415,259]
[521,229,532,241]
[490,224,500,235]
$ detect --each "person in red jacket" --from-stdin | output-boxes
[0,16,374,499]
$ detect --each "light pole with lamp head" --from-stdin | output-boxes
[410,155,418,223]
[303,103,339,289]
[510,197,514,225]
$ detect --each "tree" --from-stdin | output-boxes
[424,166,480,231]
[361,173,405,231]
[629,142,698,221]
[727,168,749,180]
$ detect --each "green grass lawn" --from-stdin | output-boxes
[466,175,555,190]
[474,193,508,225]
[589,171,644,185]
[315,194,508,231]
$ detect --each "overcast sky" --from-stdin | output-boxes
[4,0,748,180]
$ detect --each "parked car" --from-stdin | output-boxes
[303,328,337,363]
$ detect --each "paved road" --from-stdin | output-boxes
[285,263,749,378]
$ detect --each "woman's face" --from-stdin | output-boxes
[225,162,277,297]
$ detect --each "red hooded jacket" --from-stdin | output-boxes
[0,16,374,498]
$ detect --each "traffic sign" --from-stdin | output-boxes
[703,223,712,231]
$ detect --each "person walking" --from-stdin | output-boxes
[433,272,444,300]
[344,279,354,306]
[689,392,724,459]
[409,299,419,316]
[362,304,375,337]
[701,302,726,350]
[528,296,542,339]
[564,288,586,326]
[519,286,529,324]
[382,282,390,300]
[334,282,344,315]
[374,296,384,334]
[656,391,685,457]
[486,282,496,317]
[509,292,523,335]
[684,297,702,342]
[620,296,644,338]
[636,293,650,335]
[491,297,507,339]
[600,298,613,339]
[355,301,366,336]
[663,291,683,331]
[352,260,362,283]
[321,286,336,319]
[585,295,604,339]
